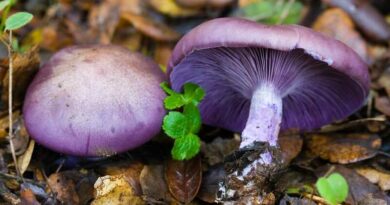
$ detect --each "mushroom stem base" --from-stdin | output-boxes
[240,84,282,149]
[217,85,284,202]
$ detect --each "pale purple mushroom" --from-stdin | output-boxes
[168,17,369,159]
[23,45,166,156]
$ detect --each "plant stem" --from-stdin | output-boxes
[240,84,282,149]
[7,30,22,180]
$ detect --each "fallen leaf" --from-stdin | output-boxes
[176,0,234,8]
[20,187,40,205]
[197,164,225,203]
[307,133,381,164]
[279,134,303,165]
[92,175,145,205]
[148,0,200,17]
[313,8,368,62]
[139,164,174,203]
[121,12,180,42]
[1,46,40,107]
[47,172,80,204]
[166,155,202,203]
[378,67,390,95]
[355,167,390,191]
[154,43,173,70]
[17,139,34,175]
[201,135,240,166]
[375,96,390,116]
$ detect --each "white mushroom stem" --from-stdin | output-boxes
[240,84,282,162]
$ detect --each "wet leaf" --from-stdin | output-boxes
[166,155,202,203]
[307,133,381,164]
[47,172,80,204]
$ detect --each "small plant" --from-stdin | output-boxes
[160,82,205,160]
[0,0,33,179]
[315,172,349,205]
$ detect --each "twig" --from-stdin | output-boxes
[6,30,23,182]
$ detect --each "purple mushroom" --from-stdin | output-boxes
[167,17,369,200]
[23,45,166,157]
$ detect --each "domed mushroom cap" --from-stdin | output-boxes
[23,45,166,156]
[168,17,369,132]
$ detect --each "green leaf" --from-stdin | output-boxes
[183,83,205,104]
[315,173,349,205]
[183,103,201,133]
[164,94,185,110]
[240,0,303,25]
[171,133,201,160]
[162,112,189,139]
[0,0,10,11]
[5,12,33,31]
[160,82,176,96]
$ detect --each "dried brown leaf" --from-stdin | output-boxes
[92,175,145,205]
[121,12,180,42]
[355,167,390,191]
[313,8,368,61]
[176,0,234,8]
[47,172,80,204]
[17,139,35,175]
[154,43,173,70]
[139,164,174,203]
[148,0,200,17]
[166,156,202,203]
[307,133,381,164]
[202,135,240,166]
[375,96,390,116]
[279,134,303,165]
[378,68,390,95]
[1,46,40,107]
[20,187,40,205]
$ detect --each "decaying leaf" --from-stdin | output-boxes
[92,175,145,205]
[20,187,40,205]
[1,46,40,107]
[313,8,368,61]
[139,164,174,203]
[148,0,200,17]
[375,96,390,116]
[154,43,173,70]
[47,171,80,204]
[197,164,225,203]
[378,67,390,95]
[99,161,144,196]
[121,12,180,42]
[17,139,34,175]
[201,135,240,166]
[47,170,96,204]
[166,155,202,203]
[355,167,390,191]
[279,134,303,165]
[307,133,381,164]
[176,0,234,8]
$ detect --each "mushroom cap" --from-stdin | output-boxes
[168,17,369,132]
[23,45,166,156]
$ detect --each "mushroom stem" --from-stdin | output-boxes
[240,84,282,149]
